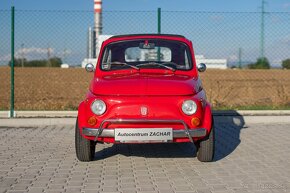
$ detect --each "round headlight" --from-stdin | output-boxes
[182,100,197,115]
[91,100,106,115]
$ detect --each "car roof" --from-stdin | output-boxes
[105,34,191,45]
[109,34,186,39]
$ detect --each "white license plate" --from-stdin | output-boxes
[115,128,173,143]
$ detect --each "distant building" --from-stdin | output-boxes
[195,55,227,69]
[61,64,69,68]
[82,35,112,68]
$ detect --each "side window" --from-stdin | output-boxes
[184,50,190,69]
[102,49,112,70]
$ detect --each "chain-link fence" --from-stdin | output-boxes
[0,9,290,110]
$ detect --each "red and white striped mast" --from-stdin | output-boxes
[94,0,102,57]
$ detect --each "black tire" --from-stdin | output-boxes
[75,119,96,162]
[196,120,215,162]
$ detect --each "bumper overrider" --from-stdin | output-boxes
[82,118,207,143]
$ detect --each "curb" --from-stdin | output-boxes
[1,110,290,118]
[213,110,290,116]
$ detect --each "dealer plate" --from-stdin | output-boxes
[115,128,173,142]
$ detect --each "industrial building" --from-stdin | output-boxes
[82,0,227,69]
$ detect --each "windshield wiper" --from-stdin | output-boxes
[136,62,176,72]
[103,61,140,70]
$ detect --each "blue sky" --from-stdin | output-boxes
[1,1,290,67]
[3,0,290,12]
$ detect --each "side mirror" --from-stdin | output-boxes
[197,63,206,72]
[85,63,95,72]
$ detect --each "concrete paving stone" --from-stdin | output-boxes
[20,174,38,180]
[211,191,234,193]
[0,177,18,185]
[102,180,118,186]
[119,190,137,193]
[158,190,175,193]
[136,176,154,184]
[31,182,48,188]
[27,187,44,193]
[70,171,86,176]
[195,188,213,193]
[35,177,51,182]
[101,187,118,192]
[44,190,64,193]
[50,179,66,184]
[119,178,135,184]
[137,185,157,192]
[85,178,102,183]
[209,185,228,191]
[63,187,82,193]
[154,183,171,189]
[118,183,136,189]
[231,188,249,193]
[68,176,86,182]
[47,184,64,190]
[11,185,29,191]
[1,120,290,193]
[83,183,100,189]
[15,180,33,185]
[81,190,101,193]
[52,174,69,179]
[0,189,7,193]
[55,170,70,175]
[67,181,83,187]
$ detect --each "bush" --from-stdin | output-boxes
[8,57,62,67]
[282,59,290,69]
[248,57,270,69]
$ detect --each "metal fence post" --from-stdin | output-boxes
[10,6,15,118]
[157,8,161,61]
[157,8,161,34]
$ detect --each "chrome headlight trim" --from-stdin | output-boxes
[182,100,197,115]
[90,100,106,115]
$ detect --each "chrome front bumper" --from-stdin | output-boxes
[82,118,207,143]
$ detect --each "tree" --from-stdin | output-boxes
[8,57,62,67]
[49,57,62,67]
[8,58,27,67]
[282,59,290,69]
[248,57,270,69]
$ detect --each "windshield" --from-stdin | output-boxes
[101,39,192,71]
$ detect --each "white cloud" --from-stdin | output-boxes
[0,54,11,62]
[0,47,56,63]
[15,47,54,59]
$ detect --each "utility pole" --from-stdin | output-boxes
[260,0,266,60]
[21,43,24,68]
[47,44,51,67]
[238,48,242,69]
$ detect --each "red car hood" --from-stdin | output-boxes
[90,74,196,96]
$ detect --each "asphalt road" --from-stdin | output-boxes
[0,117,289,193]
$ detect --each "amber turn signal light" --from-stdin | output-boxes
[191,117,201,127]
[87,116,97,126]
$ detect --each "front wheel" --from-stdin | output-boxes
[75,119,96,162]
[196,120,215,162]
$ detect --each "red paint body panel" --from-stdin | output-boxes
[77,34,213,144]
[90,73,198,96]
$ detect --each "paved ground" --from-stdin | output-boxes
[0,117,289,193]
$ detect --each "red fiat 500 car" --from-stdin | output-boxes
[76,34,215,162]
